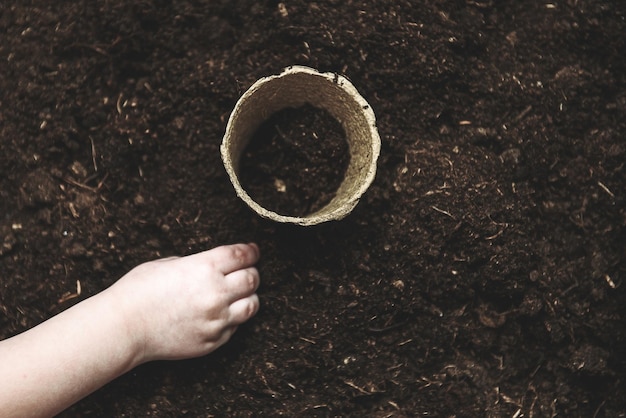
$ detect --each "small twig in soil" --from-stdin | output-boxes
[485,229,505,240]
[193,209,202,223]
[597,181,615,198]
[96,172,109,190]
[431,205,456,219]
[68,202,79,218]
[89,136,98,172]
[61,176,98,193]
[60,172,108,193]
[58,280,82,304]
[368,321,407,333]
[299,337,316,344]
[513,105,533,123]
[71,43,109,56]
[116,93,124,115]
[343,380,371,395]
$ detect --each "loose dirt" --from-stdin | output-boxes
[239,103,349,217]
[1,1,625,416]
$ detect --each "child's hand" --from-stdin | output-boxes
[109,243,261,363]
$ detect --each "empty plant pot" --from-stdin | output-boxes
[221,65,381,226]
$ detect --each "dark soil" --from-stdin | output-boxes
[1,1,625,417]
[238,103,349,217]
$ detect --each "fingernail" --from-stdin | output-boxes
[248,242,260,257]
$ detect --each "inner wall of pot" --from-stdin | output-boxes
[229,72,371,217]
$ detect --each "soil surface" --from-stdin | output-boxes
[1,1,625,417]
[239,103,349,217]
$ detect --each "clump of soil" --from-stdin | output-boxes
[238,103,350,217]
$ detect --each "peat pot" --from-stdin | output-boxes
[221,65,380,226]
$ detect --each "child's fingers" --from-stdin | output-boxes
[224,267,260,302]
[228,295,260,325]
[206,325,238,350]
[199,243,260,274]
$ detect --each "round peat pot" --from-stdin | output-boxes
[221,66,381,226]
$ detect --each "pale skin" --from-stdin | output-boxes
[0,242,261,418]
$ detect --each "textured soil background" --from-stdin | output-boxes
[1,1,625,417]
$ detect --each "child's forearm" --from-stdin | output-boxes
[0,287,142,418]
[0,243,260,417]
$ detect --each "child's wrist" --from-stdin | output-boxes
[98,285,149,369]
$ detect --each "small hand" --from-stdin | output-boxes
[109,243,261,363]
